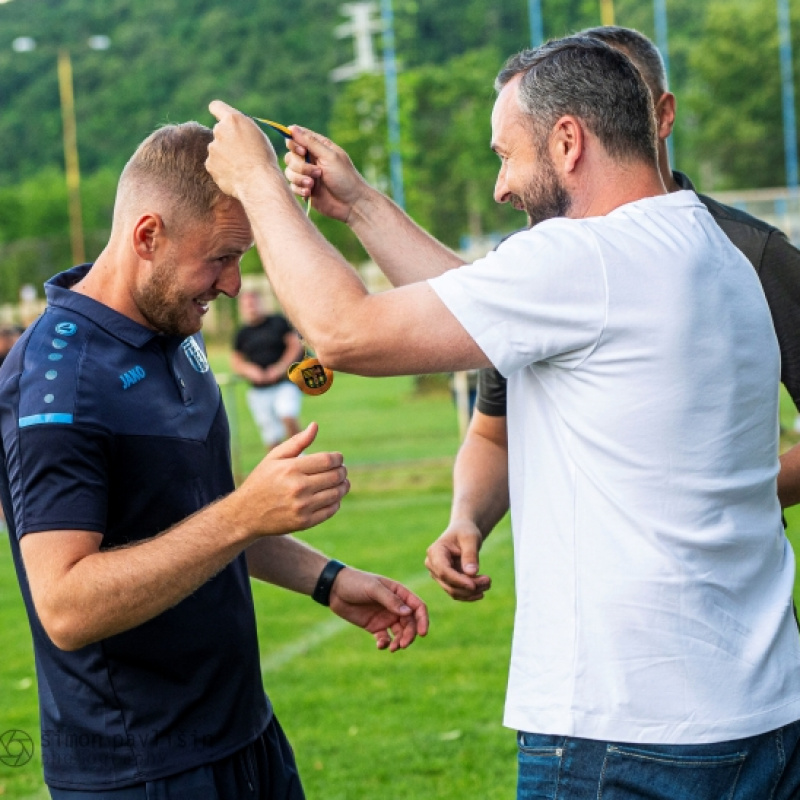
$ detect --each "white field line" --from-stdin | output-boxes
[260,518,510,675]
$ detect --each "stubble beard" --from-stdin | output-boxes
[516,154,572,228]
[134,257,201,339]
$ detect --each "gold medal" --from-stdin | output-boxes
[287,357,334,396]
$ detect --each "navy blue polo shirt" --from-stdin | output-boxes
[0,266,270,791]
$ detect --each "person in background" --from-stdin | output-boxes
[232,289,304,450]
[0,324,23,369]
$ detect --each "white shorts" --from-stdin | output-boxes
[246,382,302,446]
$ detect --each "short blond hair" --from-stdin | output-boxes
[114,122,225,233]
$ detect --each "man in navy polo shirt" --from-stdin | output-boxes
[0,122,428,799]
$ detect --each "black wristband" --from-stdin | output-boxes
[312,559,346,606]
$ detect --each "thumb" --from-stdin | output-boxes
[288,126,337,162]
[371,579,413,616]
[268,422,318,460]
[460,536,481,576]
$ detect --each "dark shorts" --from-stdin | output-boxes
[49,715,305,800]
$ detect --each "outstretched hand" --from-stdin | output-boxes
[330,568,429,652]
[425,522,492,602]
[283,126,372,223]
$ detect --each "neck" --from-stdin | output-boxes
[71,244,147,327]
[569,159,668,219]
[658,141,681,192]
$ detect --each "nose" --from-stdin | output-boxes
[216,259,242,299]
[494,166,511,205]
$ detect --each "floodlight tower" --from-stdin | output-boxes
[529,0,544,47]
[331,1,405,210]
[778,0,799,194]
[11,34,111,266]
[600,0,615,26]
[653,0,674,166]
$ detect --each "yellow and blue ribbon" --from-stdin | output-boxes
[251,116,312,215]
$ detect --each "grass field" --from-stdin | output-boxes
[1,352,799,799]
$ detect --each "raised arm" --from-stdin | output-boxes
[281,125,465,286]
[206,101,489,377]
[21,424,348,650]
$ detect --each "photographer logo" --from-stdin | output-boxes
[0,729,34,767]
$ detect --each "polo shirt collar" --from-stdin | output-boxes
[672,170,695,192]
[45,264,176,349]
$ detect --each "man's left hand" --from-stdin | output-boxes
[330,569,429,652]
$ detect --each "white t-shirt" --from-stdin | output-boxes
[429,191,800,744]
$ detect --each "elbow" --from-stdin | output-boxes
[37,606,93,652]
[306,329,364,374]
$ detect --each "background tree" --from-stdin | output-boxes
[0,0,797,304]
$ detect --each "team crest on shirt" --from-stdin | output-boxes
[181,336,210,373]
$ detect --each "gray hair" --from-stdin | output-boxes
[579,25,669,98]
[495,35,658,166]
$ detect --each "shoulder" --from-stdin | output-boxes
[494,218,601,264]
[13,310,97,428]
[697,192,777,236]
[695,192,787,271]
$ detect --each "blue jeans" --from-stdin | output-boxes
[517,721,800,800]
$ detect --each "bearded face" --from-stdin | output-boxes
[513,146,572,228]
[133,252,206,338]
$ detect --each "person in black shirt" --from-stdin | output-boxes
[232,289,304,450]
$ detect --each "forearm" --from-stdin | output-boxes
[347,186,465,285]
[779,443,800,508]
[450,418,510,537]
[246,534,328,594]
[27,495,251,650]
[239,169,371,350]
[231,351,265,383]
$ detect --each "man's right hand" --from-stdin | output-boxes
[283,126,372,224]
[232,422,349,537]
[425,522,492,602]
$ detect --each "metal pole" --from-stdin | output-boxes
[380,0,405,209]
[653,0,674,166]
[600,0,615,26]
[57,48,85,265]
[778,0,799,193]
[529,0,544,48]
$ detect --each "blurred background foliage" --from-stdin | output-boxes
[0,0,797,300]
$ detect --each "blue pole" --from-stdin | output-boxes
[653,0,674,166]
[380,0,405,209]
[529,0,544,47]
[778,0,799,192]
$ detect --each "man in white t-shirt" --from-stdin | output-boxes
[205,35,800,800]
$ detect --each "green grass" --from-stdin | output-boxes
[1,353,799,798]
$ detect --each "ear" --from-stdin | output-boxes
[131,213,164,261]
[654,92,676,141]
[550,115,584,175]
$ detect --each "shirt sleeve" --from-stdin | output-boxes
[475,368,507,416]
[10,423,111,537]
[428,221,607,377]
[758,230,800,410]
